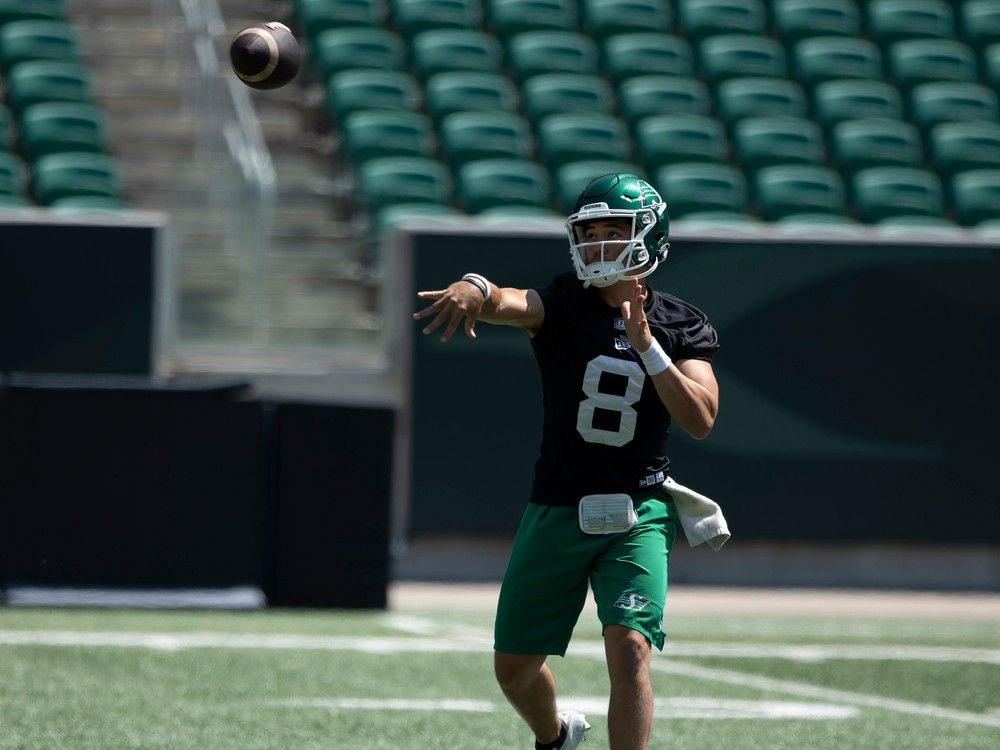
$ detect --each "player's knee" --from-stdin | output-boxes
[605,625,651,676]
[494,652,544,691]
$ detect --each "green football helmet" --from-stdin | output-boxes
[566,173,670,287]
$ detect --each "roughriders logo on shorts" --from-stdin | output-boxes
[613,592,651,611]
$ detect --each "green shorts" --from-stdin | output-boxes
[494,488,677,656]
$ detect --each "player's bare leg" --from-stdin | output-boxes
[494,652,563,744]
[604,624,653,750]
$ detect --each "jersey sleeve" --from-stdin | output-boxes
[531,273,574,339]
[667,300,720,362]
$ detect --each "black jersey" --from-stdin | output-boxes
[529,272,719,506]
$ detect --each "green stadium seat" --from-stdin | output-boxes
[852,166,943,222]
[0,152,26,197]
[391,0,483,36]
[754,164,845,220]
[49,195,131,213]
[325,70,421,120]
[602,34,695,83]
[618,76,712,123]
[521,73,614,123]
[951,169,1000,224]
[794,37,883,88]
[0,21,76,73]
[5,60,90,114]
[986,42,1000,88]
[411,30,503,78]
[507,31,600,82]
[876,215,959,232]
[31,152,121,205]
[312,29,405,77]
[19,102,105,160]
[456,158,550,212]
[772,0,861,45]
[423,72,518,121]
[930,121,1000,176]
[537,113,632,167]
[961,0,1000,48]
[655,163,748,217]
[440,111,534,166]
[734,116,825,173]
[974,217,1000,231]
[677,0,767,41]
[886,39,977,89]
[699,35,788,84]
[297,0,387,37]
[831,118,923,176]
[677,210,759,225]
[341,110,435,164]
[715,77,807,124]
[555,159,645,212]
[581,0,673,41]
[478,205,562,219]
[812,79,904,131]
[868,0,956,46]
[635,114,729,170]
[358,156,452,207]
[909,82,999,130]
[487,0,576,39]
[0,104,11,150]
[376,202,463,232]
[0,193,31,208]
[778,212,858,225]
[0,0,64,27]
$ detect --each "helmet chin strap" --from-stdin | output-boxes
[579,237,654,287]
[584,258,658,288]
[622,257,659,282]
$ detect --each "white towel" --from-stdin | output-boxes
[662,476,730,551]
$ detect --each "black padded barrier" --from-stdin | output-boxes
[270,402,394,609]
[0,378,396,608]
[0,222,157,375]
[0,376,267,590]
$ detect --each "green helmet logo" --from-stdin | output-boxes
[567,173,670,287]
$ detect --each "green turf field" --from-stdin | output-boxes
[1,599,998,749]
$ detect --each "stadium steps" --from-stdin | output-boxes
[64,0,379,356]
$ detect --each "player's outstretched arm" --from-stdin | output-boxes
[413,276,544,342]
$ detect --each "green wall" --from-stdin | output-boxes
[409,230,1000,544]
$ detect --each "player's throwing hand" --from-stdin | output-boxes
[413,281,485,342]
[620,280,653,352]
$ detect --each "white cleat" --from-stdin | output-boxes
[556,710,591,749]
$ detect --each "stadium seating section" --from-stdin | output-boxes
[0,3,126,209]
[292,0,1000,227]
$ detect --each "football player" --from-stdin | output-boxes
[413,174,720,750]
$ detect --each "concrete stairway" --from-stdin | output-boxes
[65,0,379,361]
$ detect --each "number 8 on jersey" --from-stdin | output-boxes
[576,355,646,447]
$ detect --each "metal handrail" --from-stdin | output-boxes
[171,0,276,347]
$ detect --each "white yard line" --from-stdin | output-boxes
[1,630,998,665]
[0,630,487,653]
[2,629,998,728]
[664,642,1000,664]
[281,697,496,713]
[378,613,489,641]
[377,614,441,636]
[651,660,1000,729]
[273,696,859,720]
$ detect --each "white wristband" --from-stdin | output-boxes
[638,339,672,376]
[461,273,491,301]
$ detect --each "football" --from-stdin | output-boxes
[229,22,301,90]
